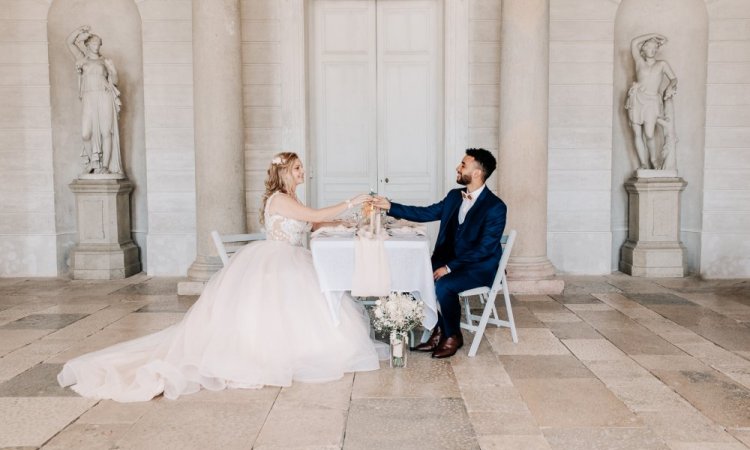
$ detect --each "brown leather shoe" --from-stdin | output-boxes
[431,333,464,359]
[413,326,442,352]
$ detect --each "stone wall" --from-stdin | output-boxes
[547,0,617,274]
[241,0,283,231]
[137,0,196,275]
[702,0,750,277]
[0,0,57,276]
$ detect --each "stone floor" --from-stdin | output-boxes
[0,274,749,449]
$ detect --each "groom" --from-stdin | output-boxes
[372,148,507,358]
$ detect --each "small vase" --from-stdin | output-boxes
[389,331,408,368]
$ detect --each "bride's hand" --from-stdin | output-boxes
[348,194,373,206]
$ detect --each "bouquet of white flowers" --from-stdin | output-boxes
[372,292,424,335]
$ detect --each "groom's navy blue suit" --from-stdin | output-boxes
[388,187,507,337]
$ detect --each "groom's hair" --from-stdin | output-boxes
[465,148,496,181]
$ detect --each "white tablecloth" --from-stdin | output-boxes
[310,235,438,329]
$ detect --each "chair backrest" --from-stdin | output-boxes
[211,230,266,267]
[489,229,517,292]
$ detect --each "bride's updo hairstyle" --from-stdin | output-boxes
[259,151,299,225]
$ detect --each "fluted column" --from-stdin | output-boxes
[187,0,246,281]
[498,0,563,293]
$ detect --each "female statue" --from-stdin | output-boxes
[66,25,123,176]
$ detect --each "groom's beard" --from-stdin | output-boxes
[456,173,471,185]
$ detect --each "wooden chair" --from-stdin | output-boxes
[458,229,518,357]
[210,230,266,267]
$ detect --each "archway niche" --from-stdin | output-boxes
[611,0,708,273]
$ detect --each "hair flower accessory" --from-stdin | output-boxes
[271,156,283,165]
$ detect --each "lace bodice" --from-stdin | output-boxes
[264,192,312,247]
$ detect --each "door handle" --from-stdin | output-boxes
[384,177,389,183]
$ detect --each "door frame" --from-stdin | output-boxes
[279,0,469,204]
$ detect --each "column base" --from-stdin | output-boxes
[506,256,564,294]
[71,242,141,280]
[186,255,223,282]
[620,241,686,277]
[177,280,207,296]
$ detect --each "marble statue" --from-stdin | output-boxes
[66,25,123,177]
[626,33,679,173]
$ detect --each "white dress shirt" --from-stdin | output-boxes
[458,184,485,225]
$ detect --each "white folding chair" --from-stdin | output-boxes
[210,230,266,267]
[459,229,518,357]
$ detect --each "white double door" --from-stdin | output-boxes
[309,0,443,208]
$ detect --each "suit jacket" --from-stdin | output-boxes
[388,187,507,285]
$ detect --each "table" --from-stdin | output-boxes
[310,234,438,329]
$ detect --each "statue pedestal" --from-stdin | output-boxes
[620,176,687,277]
[69,178,141,279]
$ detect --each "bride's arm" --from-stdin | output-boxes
[270,193,371,223]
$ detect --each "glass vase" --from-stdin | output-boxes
[389,331,408,368]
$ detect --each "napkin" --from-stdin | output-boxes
[386,220,427,236]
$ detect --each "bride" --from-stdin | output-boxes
[58,152,381,402]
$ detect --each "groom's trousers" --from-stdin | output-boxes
[434,270,485,337]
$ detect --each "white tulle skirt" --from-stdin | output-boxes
[58,240,381,402]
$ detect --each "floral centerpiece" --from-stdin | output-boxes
[372,292,424,368]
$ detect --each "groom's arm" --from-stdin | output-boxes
[388,198,445,223]
[444,202,506,273]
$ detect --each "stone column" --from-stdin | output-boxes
[498,0,563,294]
[186,0,246,284]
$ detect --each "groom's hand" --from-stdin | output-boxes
[433,266,448,281]
[372,196,391,210]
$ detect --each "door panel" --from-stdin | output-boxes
[311,0,441,208]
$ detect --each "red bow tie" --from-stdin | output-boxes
[461,191,473,201]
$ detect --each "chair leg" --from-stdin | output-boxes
[502,284,518,343]
[468,293,494,357]
[462,295,474,327]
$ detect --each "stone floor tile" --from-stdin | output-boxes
[450,364,514,387]
[0,353,49,383]
[42,304,146,342]
[727,428,750,447]
[665,441,750,450]
[345,398,479,450]
[449,339,505,367]
[274,374,353,410]
[604,378,691,412]
[561,338,628,361]
[1,314,87,330]
[477,434,551,450]
[47,328,153,364]
[111,277,182,296]
[468,411,540,436]
[106,312,184,331]
[41,423,132,450]
[525,301,570,313]
[0,363,75,397]
[631,355,710,372]
[499,355,595,380]
[0,397,96,447]
[254,406,346,449]
[515,294,555,302]
[559,277,622,295]
[542,427,669,450]
[509,306,547,328]
[0,329,55,356]
[514,378,640,428]
[0,302,57,327]
[604,275,674,294]
[596,328,684,356]
[564,303,614,312]
[586,359,653,381]
[77,399,154,424]
[351,355,460,399]
[574,310,639,331]
[550,293,602,304]
[547,321,603,340]
[638,410,737,444]
[593,292,643,310]
[532,312,582,323]
[628,293,695,306]
[488,328,570,356]
[115,399,272,450]
[166,385,280,403]
[135,295,198,313]
[649,368,750,428]
[460,385,529,413]
[37,303,109,315]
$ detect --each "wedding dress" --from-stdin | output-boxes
[58,192,380,402]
